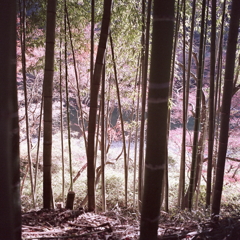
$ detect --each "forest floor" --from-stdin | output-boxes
[22,207,240,240]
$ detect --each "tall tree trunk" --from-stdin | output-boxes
[138,0,147,210]
[212,0,226,189]
[59,37,65,202]
[11,64,22,240]
[183,2,196,209]
[64,2,73,193]
[0,0,21,238]
[140,0,174,239]
[19,0,35,207]
[165,0,180,210]
[206,0,216,209]
[133,56,141,208]
[87,0,112,211]
[11,53,22,240]
[177,0,185,209]
[212,0,240,221]
[101,61,106,212]
[43,0,57,209]
[109,33,128,206]
[187,0,206,210]
[91,0,95,86]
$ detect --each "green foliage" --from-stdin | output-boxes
[102,172,125,208]
[168,155,177,166]
[24,0,47,30]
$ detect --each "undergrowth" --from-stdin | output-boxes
[20,132,240,217]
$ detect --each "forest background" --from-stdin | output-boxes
[0,0,240,239]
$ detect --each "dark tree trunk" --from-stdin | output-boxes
[0,1,21,239]
[138,0,146,210]
[140,0,174,239]
[43,0,57,209]
[206,0,216,209]
[178,0,187,209]
[212,0,240,221]
[87,0,112,211]
[187,0,206,210]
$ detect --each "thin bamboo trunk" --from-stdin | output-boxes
[184,0,196,130]
[43,0,57,209]
[90,0,95,87]
[212,0,226,195]
[20,0,35,207]
[206,0,216,209]
[33,89,43,196]
[64,2,73,192]
[173,0,183,208]
[65,4,87,151]
[101,61,106,212]
[138,0,149,209]
[133,56,141,208]
[212,0,240,221]
[110,33,128,206]
[182,1,196,210]
[187,0,206,211]
[87,0,112,211]
[59,36,65,202]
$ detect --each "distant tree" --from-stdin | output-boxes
[43,0,57,209]
[140,0,174,239]
[212,0,240,221]
[0,0,22,239]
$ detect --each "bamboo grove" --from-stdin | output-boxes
[0,0,240,239]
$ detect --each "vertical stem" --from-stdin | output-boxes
[87,0,112,211]
[178,0,186,209]
[91,0,95,87]
[0,0,19,238]
[101,61,106,212]
[133,56,141,208]
[65,4,87,151]
[140,0,174,238]
[110,33,128,206]
[188,0,206,211]
[43,0,57,209]
[206,0,216,209]
[20,0,35,207]
[59,35,65,202]
[64,2,73,192]
[33,89,43,196]
[212,0,240,221]
[138,0,152,210]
